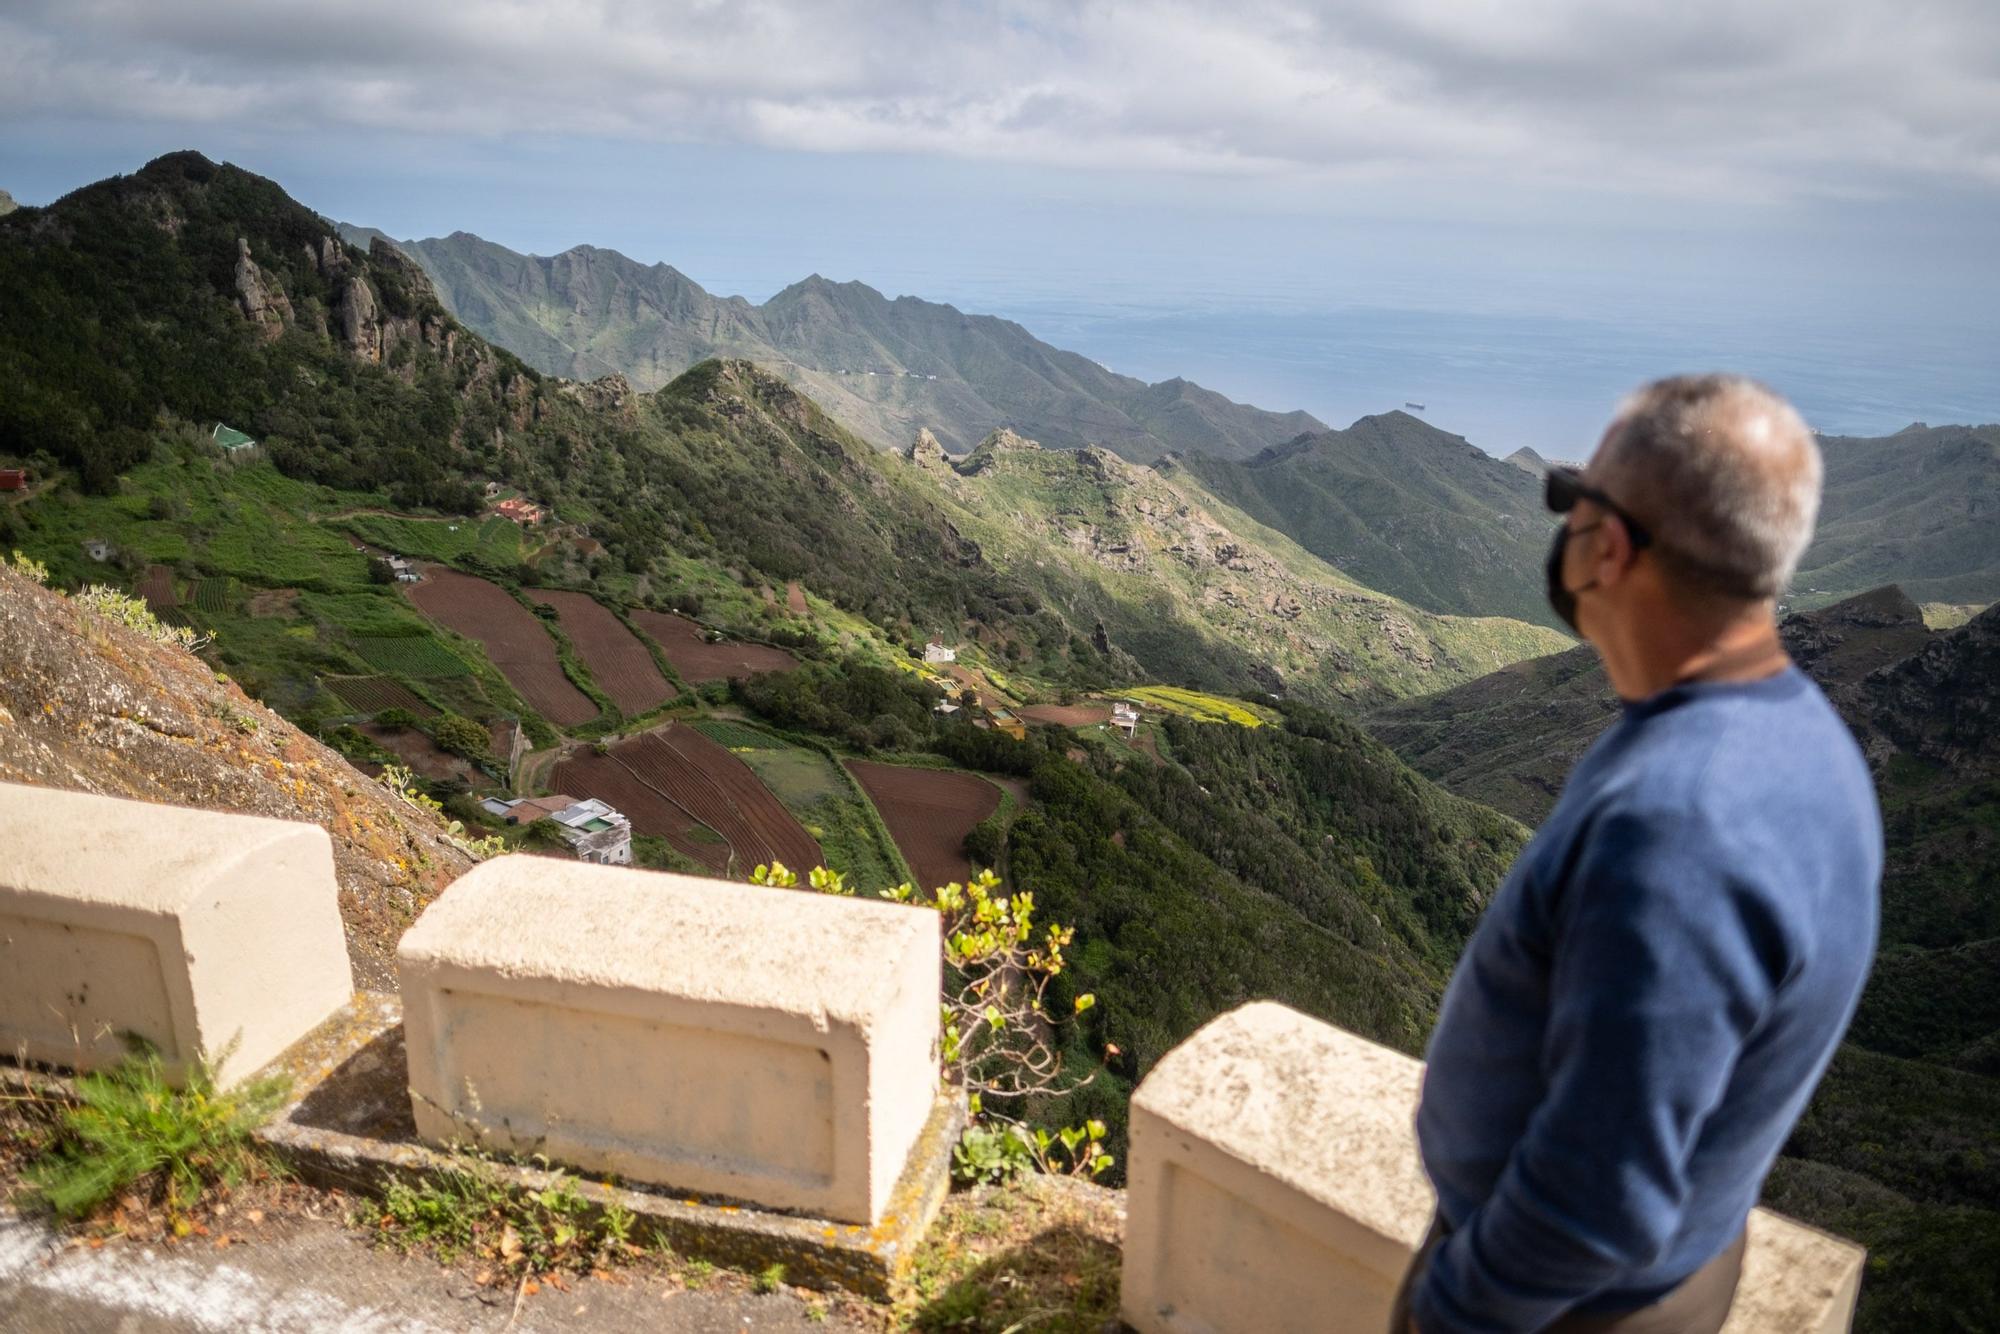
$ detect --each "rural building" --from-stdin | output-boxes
[481,794,633,865]
[923,640,958,665]
[0,467,25,491]
[381,555,420,583]
[494,497,546,525]
[81,538,111,562]
[1112,699,1142,738]
[988,708,1027,741]
[211,423,259,456]
[933,699,961,716]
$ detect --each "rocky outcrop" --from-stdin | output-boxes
[233,237,293,340]
[335,273,382,359]
[906,427,953,471]
[0,189,16,217]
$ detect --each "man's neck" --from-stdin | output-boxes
[1598,600,1788,702]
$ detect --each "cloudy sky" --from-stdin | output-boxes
[3,0,1996,442]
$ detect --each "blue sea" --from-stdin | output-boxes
[974,297,1998,459]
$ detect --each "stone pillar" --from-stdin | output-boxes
[397,856,941,1224]
[1121,1001,1864,1334]
[0,782,355,1088]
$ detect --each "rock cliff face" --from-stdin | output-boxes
[0,564,472,988]
[233,236,293,339]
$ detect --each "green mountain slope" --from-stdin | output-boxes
[1794,423,2000,610]
[1178,411,1562,626]
[339,227,1325,461]
[911,428,1571,702]
[0,153,1565,730]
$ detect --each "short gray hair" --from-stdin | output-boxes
[1593,374,1822,601]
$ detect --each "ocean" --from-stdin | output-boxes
[978,297,1999,459]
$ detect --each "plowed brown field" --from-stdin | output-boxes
[527,589,675,715]
[553,723,820,875]
[550,747,731,873]
[845,760,1002,891]
[1018,703,1112,727]
[405,567,597,727]
[137,564,178,612]
[631,610,796,683]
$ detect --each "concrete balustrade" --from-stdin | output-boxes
[397,856,941,1225]
[1122,1002,1864,1334]
[0,781,355,1088]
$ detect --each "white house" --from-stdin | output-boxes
[923,640,958,665]
[481,794,633,865]
[1112,700,1142,738]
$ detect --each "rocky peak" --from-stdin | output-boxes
[0,188,16,217]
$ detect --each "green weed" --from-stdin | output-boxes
[20,1046,289,1224]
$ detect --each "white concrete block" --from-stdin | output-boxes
[0,781,355,1088]
[1122,1001,1864,1334]
[397,856,941,1224]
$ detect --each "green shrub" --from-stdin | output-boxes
[22,1046,289,1223]
[429,713,491,761]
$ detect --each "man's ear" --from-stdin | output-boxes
[1591,513,1640,588]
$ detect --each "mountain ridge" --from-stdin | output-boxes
[335,223,1326,462]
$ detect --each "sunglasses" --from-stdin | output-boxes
[1545,466,1653,550]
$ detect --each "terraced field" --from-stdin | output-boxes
[550,747,731,873]
[406,567,597,726]
[192,577,234,612]
[325,674,437,717]
[1019,702,1112,727]
[526,589,675,715]
[846,759,1002,891]
[354,635,470,678]
[630,610,797,683]
[619,726,821,872]
[136,564,178,612]
[555,723,821,875]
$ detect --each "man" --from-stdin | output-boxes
[1392,375,1880,1333]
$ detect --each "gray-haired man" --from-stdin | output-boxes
[1393,375,1880,1332]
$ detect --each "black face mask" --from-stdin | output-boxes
[1545,522,1600,636]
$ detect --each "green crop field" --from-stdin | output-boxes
[353,634,471,677]
[339,513,525,567]
[192,576,234,612]
[691,718,784,750]
[709,728,912,892]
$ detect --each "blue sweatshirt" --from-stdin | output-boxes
[1413,666,1879,1332]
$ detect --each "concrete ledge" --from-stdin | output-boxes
[249,996,963,1299]
[397,856,941,1224]
[0,781,353,1088]
[1122,1002,1865,1334]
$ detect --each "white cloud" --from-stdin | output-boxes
[4,0,1996,202]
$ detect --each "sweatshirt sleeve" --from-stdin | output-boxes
[1410,807,1783,1333]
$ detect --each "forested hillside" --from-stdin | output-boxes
[339,226,1325,462]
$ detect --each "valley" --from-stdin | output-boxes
[0,150,1994,1331]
